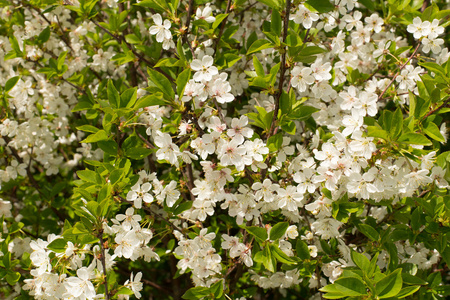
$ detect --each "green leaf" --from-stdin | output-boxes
[212,13,228,30]
[5,271,20,286]
[305,0,335,13]
[135,0,169,12]
[5,76,20,92]
[398,133,432,146]
[121,87,137,108]
[133,93,166,109]
[176,69,191,97]
[423,120,445,142]
[77,169,100,184]
[270,222,289,240]
[288,105,320,120]
[419,62,447,80]
[182,286,211,300]
[107,79,120,108]
[300,46,328,56]
[375,268,403,299]
[8,221,24,234]
[147,68,175,100]
[125,147,153,160]
[46,238,67,253]
[37,26,51,44]
[367,126,389,141]
[81,130,109,143]
[351,250,371,274]
[253,56,265,77]
[391,107,403,138]
[246,226,268,244]
[262,245,276,272]
[296,240,310,260]
[359,224,380,241]
[396,286,420,298]
[76,125,100,133]
[334,277,367,296]
[247,39,273,55]
[270,244,297,264]
[401,273,427,285]
[358,0,376,10]
[267,132,283,152]
[173,201,193,215]
[271,9,282,36]
[57,51,67,72]
[255,0,281,10]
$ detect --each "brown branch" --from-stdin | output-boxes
[423,97,450,119]
[214,0,233,54]
[378,43,421,100]
[267,0,291,141]
[185,163,195,201]
[98,231,110,300]
[213,98,227,124]
[136,131,155,149]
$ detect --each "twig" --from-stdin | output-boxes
[214,0,233,54]
[267,0,291,140]
[136,131,155,149]
[185,163,195,201]
[260,0,291,180]
[213,98,227,124]
[98,231,110,300]
[378,43,421,100]
[423,97,450,119]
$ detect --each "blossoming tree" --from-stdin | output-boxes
[0,0,450,299]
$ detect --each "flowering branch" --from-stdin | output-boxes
[267,0,291,140]
[378,42,421,100]
[98,231,110,300]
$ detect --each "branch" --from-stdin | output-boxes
[267,0,291,141]
[214,0,233,54]
[98,231,110,300]
[378,43,421,100]
[423,97,450,119]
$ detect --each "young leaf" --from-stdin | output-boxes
[398,133,432,146]
[375,268,403,299]
[305,0,335,13]
[246,226,268,244]
[334,277,367,296]
[176,69,191,97]
[296,240,310,260]
[147,67,175,100]
[107,79,120,108]
[247,39,273,55]
[351,250,371,274]
[271,9,281,36]
[269,222,289,240]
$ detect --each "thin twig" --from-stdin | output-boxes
[98,231,110,300]
[378,43,421,100]
[136,131,155,149]
[185,163,195,201]
[214,0,233,54]
[213,98,227,124]
[267,0,291,140]
[423,97,450,119]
